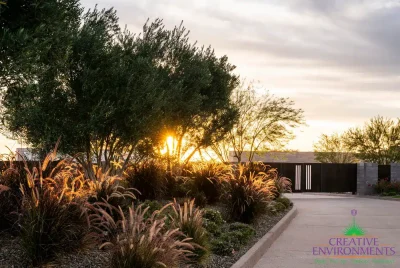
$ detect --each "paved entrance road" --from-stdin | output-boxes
[254,194,400,268]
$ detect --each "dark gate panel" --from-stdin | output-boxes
[320,164,356,193]
[378,165,390,181]
[263,162,357,193]
[310,163,321,192]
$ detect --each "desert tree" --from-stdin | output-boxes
[212,83,304,163]
[313,133,357,163]
[343,116,400,165]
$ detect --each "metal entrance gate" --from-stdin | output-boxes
[264,163,357,193]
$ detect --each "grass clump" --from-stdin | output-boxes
[223,164,276,223]
[170,199,210,264]
[98,204,194,268]
[19,153,90,265]
[182,162,229,205]
[125,160,166,200]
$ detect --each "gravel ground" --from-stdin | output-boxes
[0,232,27,268]
[0,206,291,268]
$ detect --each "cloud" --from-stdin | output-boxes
[79,0,400,150]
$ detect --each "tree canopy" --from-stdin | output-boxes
[343,116,400,165]
[313,133,356,163]
[212,83,304,163]
[0,1,238,170]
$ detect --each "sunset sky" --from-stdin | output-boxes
[3,0,400,152]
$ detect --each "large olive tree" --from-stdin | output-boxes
[1,1,238,172]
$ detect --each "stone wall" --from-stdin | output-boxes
[391,163,400,181]
[357,163,378,195]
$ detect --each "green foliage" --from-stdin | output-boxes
[273,201,287,212]
[313,133,357,163]
[170,199,210,264]
[203,221,222,236]
[96,204,193,268]
[125,161,166,200]
[141,200,163,219]
[266,202,279,216]
[223,165,276,223]
[276,197,291,209]
[211,83,304,163]
[203,208,225,226]
[343,116,400,164]
[228,222,255,243]
[1,2,238,170]
[210,223,255,256]
[202,209,225,236]
[211,233,241,256]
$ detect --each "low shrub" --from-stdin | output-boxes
[141,200,163,218]
[203,208,225,226]
[203,220,221,236]
[266,202,279,216]
[210,223,255,256]
[211,233,241,256]
[125,160,167,200]
[98,204,193,268]
[202,209,225,236]
[273,201,286,212]
[170,199,210,264]
[0,166,24,192]
[228,222,255,244]
[276,197,291,209]
[223,165,276,222]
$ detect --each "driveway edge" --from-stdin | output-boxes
[230,205,298,268]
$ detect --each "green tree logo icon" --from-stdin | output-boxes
[343,209,365,236]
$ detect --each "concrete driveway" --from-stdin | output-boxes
[254,194,400,268]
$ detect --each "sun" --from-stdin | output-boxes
[160,135,176,155]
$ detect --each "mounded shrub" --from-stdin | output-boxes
[273,201,286,212]
[228,222,255,243]
[276,197,291,209]
[211,232,241,256]
[210,222,255,256]
[202,208,225,226]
